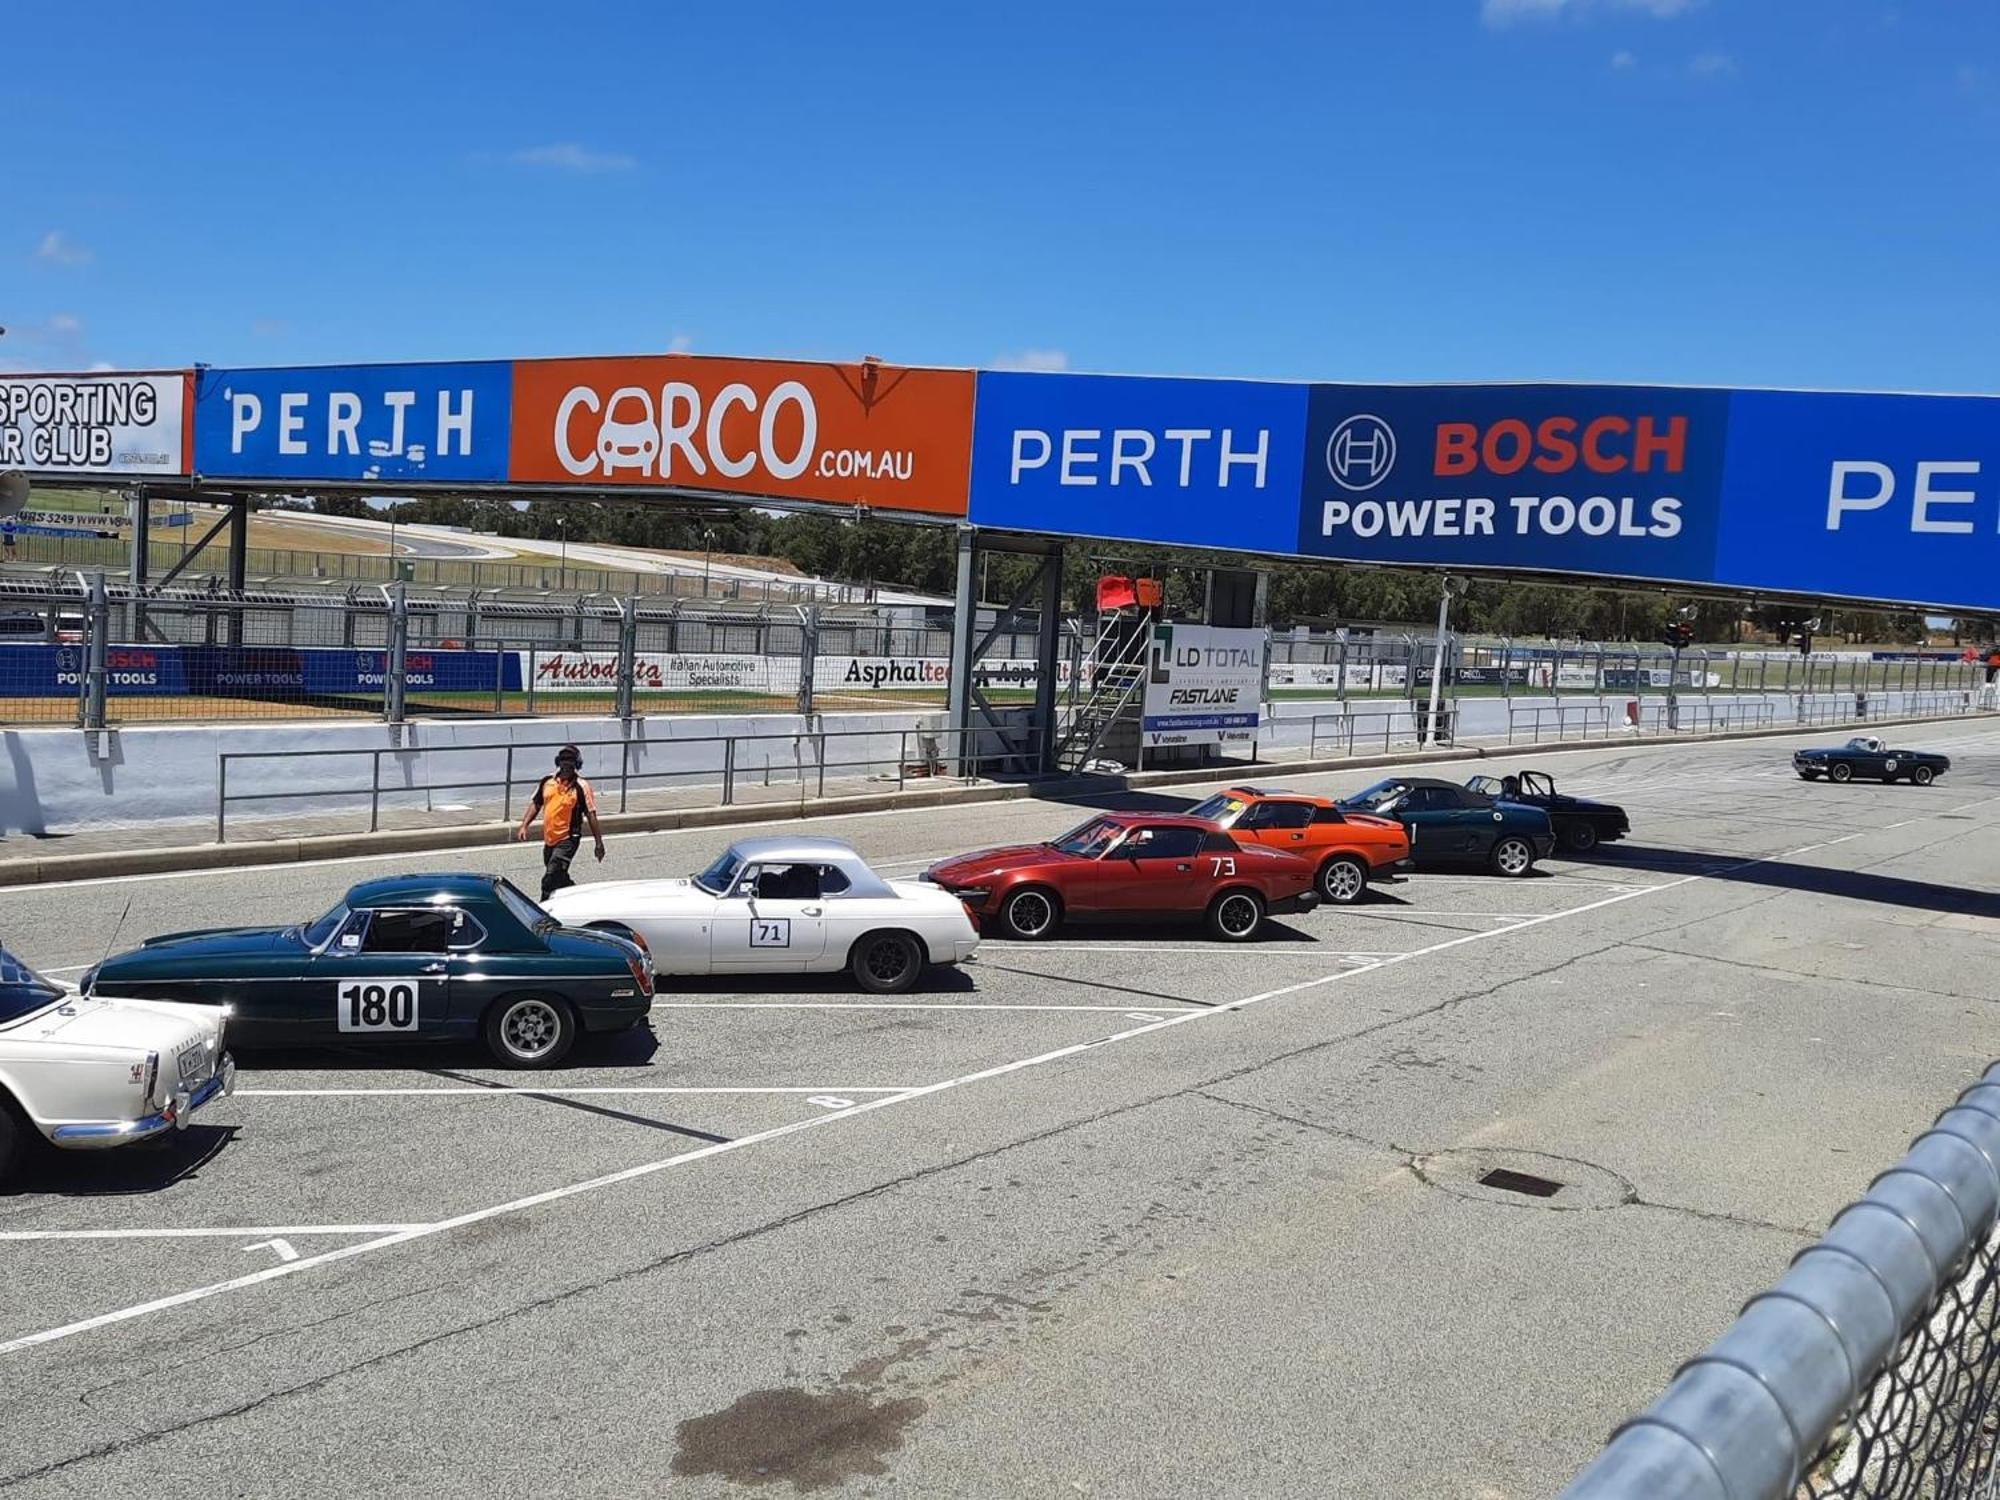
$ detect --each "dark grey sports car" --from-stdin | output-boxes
[1793,735,1950,785]
[1466,771,1630,853]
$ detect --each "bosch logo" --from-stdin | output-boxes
[1325,414,1397,492]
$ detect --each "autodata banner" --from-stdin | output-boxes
[194,363,513,482]
[0,372,190,475]
[969,371,1308,552]
[509,355,974,515]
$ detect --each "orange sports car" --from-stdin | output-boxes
[1186,785,1412,905]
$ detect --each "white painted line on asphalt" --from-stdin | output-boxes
[645,1002,1206,1013]
[234,1085,921,1097]
[0,821,1921,1356]
[0,1225,427,1242]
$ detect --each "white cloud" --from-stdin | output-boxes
[1689,50,1739,76]
[47,313,82,334]
[1482,0,1700,24]
[35,231,91,266]
[87,360,117,372]
[1611,48,1638,68]
[251,317,290,337]
[667,331,695,353]
[509,143,638,174]
[992,349,1069,372]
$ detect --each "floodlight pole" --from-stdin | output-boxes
[1424,576,1464,745]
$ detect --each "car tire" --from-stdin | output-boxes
[998,886,1061,941]
[483,994,577,1069]
[1913,765,1935,786]
[851,931,924,995]
[1490,837,1536,877]
[1830,763,1853,783]
[0,1096,24,1188]
[1561,820,1599,854]
[1207,888,1266,942]
[1318,855,1369,905]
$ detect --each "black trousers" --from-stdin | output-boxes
[541,834,582,900]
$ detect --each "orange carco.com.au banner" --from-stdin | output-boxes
[509,355,973,516]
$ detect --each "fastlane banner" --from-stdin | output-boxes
[194,363,514,483]
[509,355,974,515]
[969,371,1308,552]
[0,372,190,476]
[1296,384,1732,585]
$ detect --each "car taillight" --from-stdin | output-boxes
[628,955,653,997]
[142,1050,159,1104]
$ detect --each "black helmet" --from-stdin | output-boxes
[555,743,582,769]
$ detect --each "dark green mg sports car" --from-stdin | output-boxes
[1793,735,1950,785]
[81,873,654,1068]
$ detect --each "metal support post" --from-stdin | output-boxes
[83,570,109,731]
[614,595,639,721]
[795,602,819,717]
[384,580,409,724]
[126,486,150,642]
[1032,546,1063,772]
[944,528,979,772]
[1423,579,1461,745]
[225,497,248,645]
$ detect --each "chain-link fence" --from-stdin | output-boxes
[1563,1062,2000,1500]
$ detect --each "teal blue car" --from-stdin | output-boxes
[81,872,654,1068]
[1337,777,1557,876]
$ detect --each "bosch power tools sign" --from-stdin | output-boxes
[1297,385,1731,583]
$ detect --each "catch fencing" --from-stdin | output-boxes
[1560,1060,2000,1500]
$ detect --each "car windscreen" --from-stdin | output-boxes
[1186,794,1247,826]
[1050,818,1125,858]
[1344,780,1409,813]
[0,945,65,1024]
[301,902,349,948]
[1465,777,1503,797]
[694,850,743,895]
[1846,738,1876,751]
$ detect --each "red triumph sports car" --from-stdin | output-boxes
[923,812,1321,942]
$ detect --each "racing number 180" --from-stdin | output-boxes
[338,980,419,1032]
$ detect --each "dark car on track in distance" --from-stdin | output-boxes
[1465,770,1631,853]
[81,873,654,1068]
[1337,777,1557,876]
[924,812,1320,942]
[1793,735,1950,785]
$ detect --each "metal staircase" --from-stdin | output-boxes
[1055,617,1153,771]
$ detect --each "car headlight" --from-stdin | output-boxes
[953,887,991,907]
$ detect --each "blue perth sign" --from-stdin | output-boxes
[194,362,513,483]
[965,373,2000,612]
[967,372,1309,553]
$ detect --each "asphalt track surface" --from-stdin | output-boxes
[1,722,1998,1497]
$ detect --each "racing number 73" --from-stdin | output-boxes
[1209,856,1237,876]
[337,980,421,1033]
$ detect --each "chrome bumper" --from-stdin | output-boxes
[51,1053,237,1148]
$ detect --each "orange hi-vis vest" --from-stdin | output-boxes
[535,774,597,845]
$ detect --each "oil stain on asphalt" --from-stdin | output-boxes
[671,1386,928,1491]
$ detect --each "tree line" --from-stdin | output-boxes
[295,496,1956,646]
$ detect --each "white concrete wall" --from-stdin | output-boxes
[0,710,953,837]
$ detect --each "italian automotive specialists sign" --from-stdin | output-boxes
[0,373,190,475]
[969,371,1309,552]
[194,363,513,483]
[509,355,974,515]
[1297,385,1730,584]
[1141,624,1267,748]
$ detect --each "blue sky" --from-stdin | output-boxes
[5,1,1998,392]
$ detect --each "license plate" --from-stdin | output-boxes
[175,1040,208,1085]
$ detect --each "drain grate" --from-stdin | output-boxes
[1479,1167,1563,1198]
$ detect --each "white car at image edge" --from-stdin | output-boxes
[544,836,980,993]
[0,944,235,1182]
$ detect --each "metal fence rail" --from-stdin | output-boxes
[215,725,1048,842]
[1561,1061,2000,1500]
[1306,707,1458,757]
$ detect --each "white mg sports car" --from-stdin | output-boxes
[0,943,235,1183]
[544,836,980,993]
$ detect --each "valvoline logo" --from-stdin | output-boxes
[1297,384,1730,580]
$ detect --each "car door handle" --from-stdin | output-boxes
[1175,863,1190,871]
[422,962,448,974]
[800,906,823,917]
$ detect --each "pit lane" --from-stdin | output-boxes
[1,719,1997,1496]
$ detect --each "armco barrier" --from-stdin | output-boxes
[1560,1060,2000,1500]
